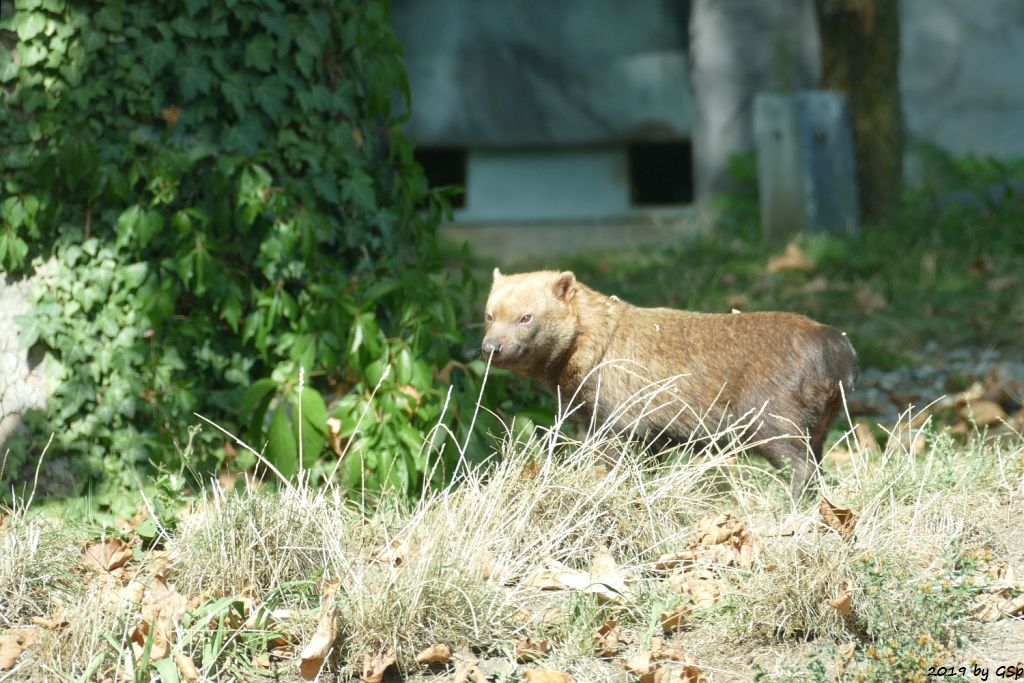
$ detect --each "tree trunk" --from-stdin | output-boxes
[816,0,903,224]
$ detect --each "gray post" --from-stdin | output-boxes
[754,91,859,239]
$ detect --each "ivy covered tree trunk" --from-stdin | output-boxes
[816,0,903,224]
[0,0,503,497]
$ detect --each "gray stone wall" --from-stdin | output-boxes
[901,0,1024,163]
[393,0,693,147]
[0,271,49,452]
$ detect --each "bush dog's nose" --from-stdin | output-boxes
[481,339,502,357]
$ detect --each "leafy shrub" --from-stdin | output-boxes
[0,0,538,502]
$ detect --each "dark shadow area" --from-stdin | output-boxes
[628,140,693,205]
[415,146,467,207]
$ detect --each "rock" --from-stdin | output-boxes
[845,387,893,417]
[0,269,53,450]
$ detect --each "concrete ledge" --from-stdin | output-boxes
[440,207,706,266]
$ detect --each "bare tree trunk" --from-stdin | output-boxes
[816,0,903,224]
[688,0,821,213]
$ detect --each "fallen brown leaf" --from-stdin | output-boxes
[299,584,339,681]
[523,552,635,603]
[854,284,887,314]
[653,551,697,572]
[960,400,1007,427]
[973,587,1024,622]
[515,638,552,663]
[375,538,418,567]
[452,649,488,683]
[766,242,814,274]
[624,652,657,677]
[360,649,396,683]
[660,604,691,632]
[414,643,451,664]
[691,512,759,568]
[173,649,199,681]
[30,612,67,630]
[670,567,722,608]
[130,575,188,662]
[826,591,853,615]
[593,620,622,657]
[524,668,573,683]
[586,549,635,603]
[646,664,707,683]
[522,459,541,480]
[796,274,830,294]
[83,538,133,573]
[522,556,580,591]
[820,497,857,541]
[0,629,37,670]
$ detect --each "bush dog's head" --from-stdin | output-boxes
[482,269,577,375]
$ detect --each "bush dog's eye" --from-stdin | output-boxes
[519,314,533,324]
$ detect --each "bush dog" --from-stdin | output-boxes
[481,269,857,494]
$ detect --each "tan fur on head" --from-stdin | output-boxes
[482,270,579,375]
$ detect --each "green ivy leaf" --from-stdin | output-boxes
[14,12,46,41]
[243,35,275,73]
[170,16,198,38]
[253,77,287,119]
[179,47,214,99]
[16,43,47,68]
[0,52,19,83]
[122,262,148,289]
[341,171,376,212]
[137,38,175,73]
[183,0,207,16]
[94,6,123,32]
[221,73,249,118]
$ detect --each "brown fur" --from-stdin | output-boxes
[482,269,858,494]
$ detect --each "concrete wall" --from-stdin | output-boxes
[901,0,1024,161]
[393,0,692,147]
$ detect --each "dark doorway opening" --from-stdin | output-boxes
[414,147,467,208]
[628,141,693,205]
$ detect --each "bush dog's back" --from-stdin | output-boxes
[481,269,857,493]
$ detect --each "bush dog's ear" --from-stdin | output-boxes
[492,267,503,281]
[553,271,576,302]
